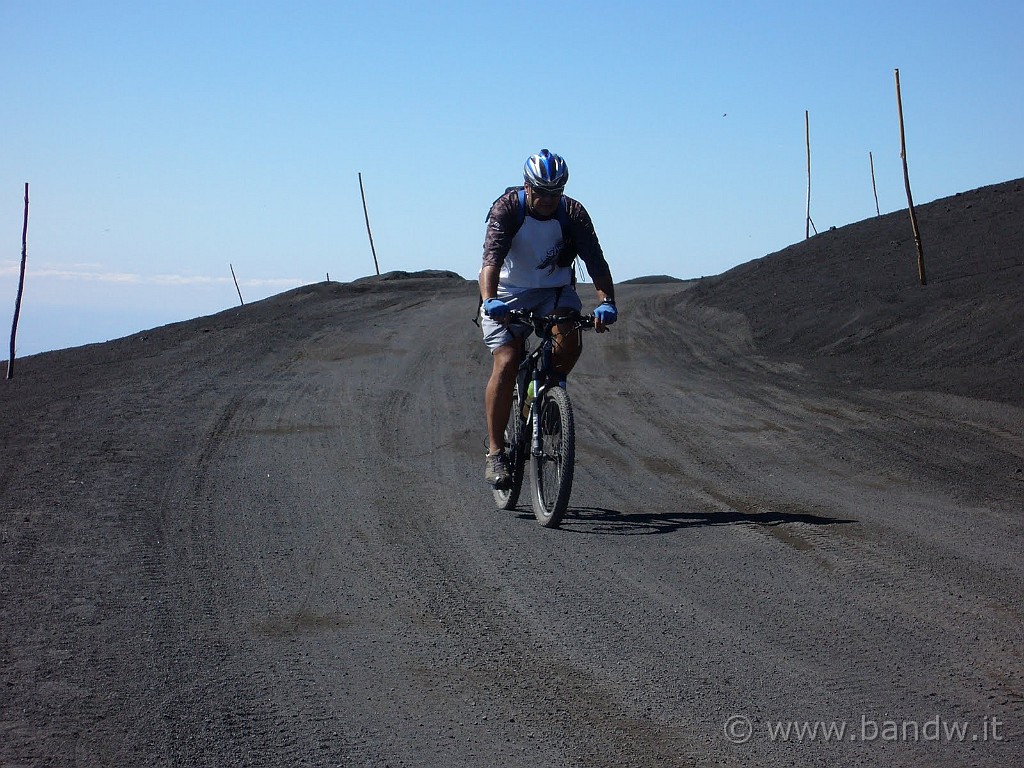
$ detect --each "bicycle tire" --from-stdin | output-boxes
[529,385,575,528]
[493,383,528,509]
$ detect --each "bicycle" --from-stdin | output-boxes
[492,309,596,528]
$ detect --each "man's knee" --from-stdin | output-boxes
[553,326,582,375]
[491,342,520,380]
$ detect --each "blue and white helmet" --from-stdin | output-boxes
[523,149,569,191]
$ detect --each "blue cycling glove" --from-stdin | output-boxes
[483,297,510,321]
[594,300,618,325]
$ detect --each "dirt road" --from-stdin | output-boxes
[3,259,1021,767]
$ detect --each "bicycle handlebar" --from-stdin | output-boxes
[505,309,596,333]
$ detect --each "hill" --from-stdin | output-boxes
[692,177,1024,404]
[2,179,1022,767]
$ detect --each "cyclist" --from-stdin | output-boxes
[479,149,617,487]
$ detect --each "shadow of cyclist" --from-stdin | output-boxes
[552,506,856,536]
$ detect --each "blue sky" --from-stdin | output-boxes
[3,1,1022,355]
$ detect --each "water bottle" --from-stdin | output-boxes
[520,380,536,421]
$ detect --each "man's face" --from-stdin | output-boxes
[526,184,563,218]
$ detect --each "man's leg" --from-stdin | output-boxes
[551,308,583,378]
[486,341,521,456]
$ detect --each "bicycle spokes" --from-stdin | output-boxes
[530,388,575,527]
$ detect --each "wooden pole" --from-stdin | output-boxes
[358,172,380,276]
[869,151,881,216]
[895,68,927,285]
[229,263,244,305]
[7,183,30,380]
[805,110,812,239]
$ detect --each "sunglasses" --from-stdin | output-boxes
[528,185,564,200]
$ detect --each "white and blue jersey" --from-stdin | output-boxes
[480,190,611,295]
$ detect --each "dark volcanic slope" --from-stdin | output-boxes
[2,179,1022,768]
[693,177,1024,405]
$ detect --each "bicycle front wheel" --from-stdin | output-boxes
[529,386,575,528]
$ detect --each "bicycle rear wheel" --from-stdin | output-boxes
[493,383,527,509]
[529,386,575,528]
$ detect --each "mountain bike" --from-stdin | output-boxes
[493,310,596,528]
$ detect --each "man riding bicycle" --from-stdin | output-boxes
[479,149,618,487]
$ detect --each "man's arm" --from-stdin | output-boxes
[479,264,501,300]
[592,274,615,304]
[563,198,614,304]
[481,192,517,280]
[591,273,616,333]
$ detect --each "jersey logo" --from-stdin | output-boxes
[537,241,566,273]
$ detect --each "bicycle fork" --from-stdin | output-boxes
[524,340,565,458]
[529,379,543,458]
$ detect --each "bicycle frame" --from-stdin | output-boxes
[508,311,594,455]
[494,308,598,526]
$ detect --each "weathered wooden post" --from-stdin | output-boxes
[805,111,813,239]
[7,183,30,380]
[358,172,380,276]
[895,69,927,285]
[869,151,881,217]
[230,263,244,305]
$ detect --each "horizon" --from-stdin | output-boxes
[3,1,1022,355]
[8,173,1018,362]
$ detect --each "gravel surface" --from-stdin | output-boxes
[2,179,1022,766]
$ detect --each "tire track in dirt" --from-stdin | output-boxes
[4,273,1022,766]
[326,290,711,766]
